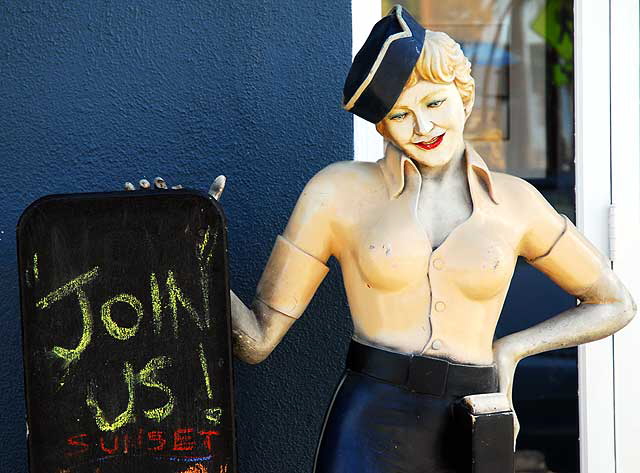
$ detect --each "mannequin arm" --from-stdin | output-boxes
[493,266,634,445]
[494,267,634,363]
[227,165,337,364]
[230,292,297,364]
[493,203,636,444]
[493,266,635,403]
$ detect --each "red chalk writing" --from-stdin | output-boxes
[148,431,166,451]
[66,427,221,457]
[66,434,89,455]
[174,428,196,451]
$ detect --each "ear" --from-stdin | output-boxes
[375,121,386,137]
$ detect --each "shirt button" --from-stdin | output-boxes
[435,301,446,312]
[432,258,444,270]
[432,339,442,350]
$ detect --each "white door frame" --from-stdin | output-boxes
[577,0,640,471]
[574,0,615,470]
[351,0,383,162]
[609,0,640,472]
[352,0,640,471]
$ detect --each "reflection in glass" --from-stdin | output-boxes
[381,1,577,472]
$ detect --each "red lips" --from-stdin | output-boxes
[415,133,445,150]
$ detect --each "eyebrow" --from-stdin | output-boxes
[391,88,449,111]
[420,90,448,102]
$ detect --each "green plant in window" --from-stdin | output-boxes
[532,0,574,87]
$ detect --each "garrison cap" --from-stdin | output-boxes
[343,5,425,123]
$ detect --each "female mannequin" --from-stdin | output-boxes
[228,5,635,472]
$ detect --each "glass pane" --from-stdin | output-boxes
[381,1,577,472]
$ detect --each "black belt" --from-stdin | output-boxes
[346,340,497,398]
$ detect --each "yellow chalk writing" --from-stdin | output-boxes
[52,289,93,364]
[198,227,210,259]
[196,227,216,329]
[198,343,222,424]
[37,267,99,364]
[205,229,218,266]
[166,270,203,337]
[36,267,99,309]
[86,362,136,431]
[101,294,143,341]
[204,407,222,425]
[33,253,39,282]
[137,356,175,422]
[150,272,162,335]
[198,343,213,399]
[199,268,211,330]
[86,356,175,430]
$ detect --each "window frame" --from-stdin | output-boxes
[608,0,640,471]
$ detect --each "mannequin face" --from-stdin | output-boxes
[380,80,467,168]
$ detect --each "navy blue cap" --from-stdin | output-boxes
[343,5,426,123]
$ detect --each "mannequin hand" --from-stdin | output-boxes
[124,177,182,191]
[123,175,227,202]
[493,339,521,449]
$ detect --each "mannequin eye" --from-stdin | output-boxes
[427,98,446,108]
[389,111,408,121]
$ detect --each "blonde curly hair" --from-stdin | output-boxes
[376,30,475,131]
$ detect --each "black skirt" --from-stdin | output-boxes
[314,341,498,473]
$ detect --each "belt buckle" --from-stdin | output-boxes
[406,355,449,396]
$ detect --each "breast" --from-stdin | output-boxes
[437,221,517,300]
[355,203,430,291]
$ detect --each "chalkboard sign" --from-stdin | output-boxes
[17,190,235,473]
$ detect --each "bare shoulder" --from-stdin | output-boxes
[285,160,383,259]
[304,160,383,191]
[490,171,556,214]
[491,171,541,200]
[490,171,565,257]
[299,160,385,208]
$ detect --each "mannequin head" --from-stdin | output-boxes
[376,30,475,167]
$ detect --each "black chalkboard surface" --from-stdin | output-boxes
[17,190,235,473]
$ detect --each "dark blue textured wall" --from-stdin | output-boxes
[0,1,353,471]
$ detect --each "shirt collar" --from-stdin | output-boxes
[377,141,500,204]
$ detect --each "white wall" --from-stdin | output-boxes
[351,0,383,162]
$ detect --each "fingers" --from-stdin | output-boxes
[209,175,226,201]
[123,177,189,192]
[123,180,151,190]
[154,177,168,189]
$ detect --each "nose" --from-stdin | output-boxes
[414,111,435,136]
